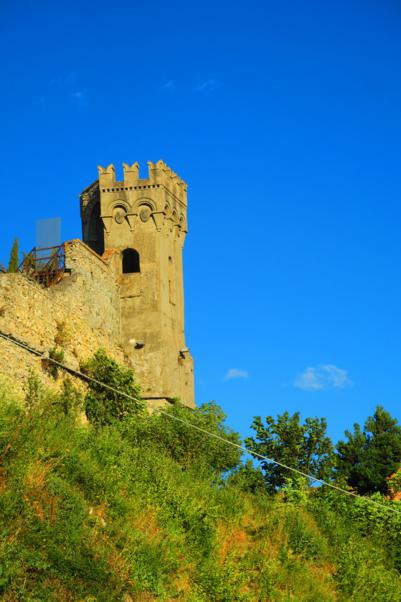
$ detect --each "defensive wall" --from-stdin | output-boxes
[0,240,124,397]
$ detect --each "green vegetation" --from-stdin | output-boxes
[0,238,20,273]
[6,238,20,273]
[46,347,65,379]
[81,349,144,426]
[0,352,401,600]
[336,406,401,495]
[245,412,334,491]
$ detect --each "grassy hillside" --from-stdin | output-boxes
[0,374,401,601]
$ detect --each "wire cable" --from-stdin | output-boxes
[1,328,401,516]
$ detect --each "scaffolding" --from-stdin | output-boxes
[20,245,66,287]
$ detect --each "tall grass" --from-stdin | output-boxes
[0,379,400,600]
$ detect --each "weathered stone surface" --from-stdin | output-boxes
[0,240,124,396]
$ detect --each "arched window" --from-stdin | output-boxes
[122,248,140,274]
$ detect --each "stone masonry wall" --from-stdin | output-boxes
[0,240,124,396]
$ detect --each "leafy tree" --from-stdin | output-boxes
[336,405,401,495]
[7,238,19,273]
[245,411,334,491]
[122,401,242,474]
[81,349,144,426]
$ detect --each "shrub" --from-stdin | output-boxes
[226,459,267,494]
[81,349,144,426]
[122,401,242,475]
[58,378,82,416]
[45,346,65,379]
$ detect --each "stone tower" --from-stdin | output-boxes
[79,160,194,408]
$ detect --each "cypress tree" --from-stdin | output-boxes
[7,238,19,273]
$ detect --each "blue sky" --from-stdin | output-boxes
[1,0,401,443]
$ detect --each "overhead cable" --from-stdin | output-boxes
[1,328,401,517]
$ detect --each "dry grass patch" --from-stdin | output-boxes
[130,506,161,541]
[24,458,59,523]
[217,521,250,565]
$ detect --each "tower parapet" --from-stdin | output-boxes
[95,160,187,205]
[147,160,188,202]
[83,161,188,242]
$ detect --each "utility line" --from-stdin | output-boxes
[1,328,401,517]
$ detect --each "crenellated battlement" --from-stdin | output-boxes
[97,160,187,204]
[97,164,116,187]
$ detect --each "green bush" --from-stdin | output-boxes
[57,378,82,416]
[121,400,242,475]
[45,346,65,378]
[226,459,267,494]
[81,349,144,426]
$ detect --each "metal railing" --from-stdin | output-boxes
[19,245,66,287]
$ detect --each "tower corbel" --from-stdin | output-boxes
[126,214,136,231]
[152,212,165,231]
[101,215,113,233]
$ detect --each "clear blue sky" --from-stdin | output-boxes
[1,0,401,443]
